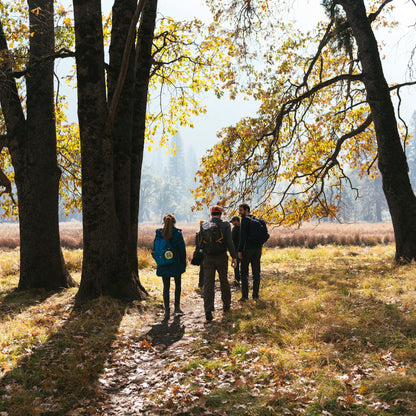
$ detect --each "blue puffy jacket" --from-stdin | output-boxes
[154,227,187,278]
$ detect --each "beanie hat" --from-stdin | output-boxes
[211,205,223,215]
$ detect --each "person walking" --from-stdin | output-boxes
[152,213,186,320]
[238,203,269,302]
[190,220,205,292]
[200,206,237,321]
[230,216,241,286]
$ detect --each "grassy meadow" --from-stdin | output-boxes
[0,221,395,250]
[1,238,416,414]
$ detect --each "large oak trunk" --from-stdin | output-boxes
[108,0,157,292]
[340,0,416,262]
[18,0,75,289]
[130,0,158,275]
[108,0,139,273]
[73,0,145,302]
[108,0,148,297]
[0,2,74,290]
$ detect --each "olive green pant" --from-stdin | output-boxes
[203,254,231,313]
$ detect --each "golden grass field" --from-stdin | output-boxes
[0,221,395,250]
[1,242,416,415]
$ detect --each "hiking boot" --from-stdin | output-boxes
[163,310,170,320]
[238,296,248,303]
[174,307,184,316]
[205,311,213,321]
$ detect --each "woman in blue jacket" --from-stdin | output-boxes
[153,213,186,320]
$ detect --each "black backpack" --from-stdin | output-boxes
[248,217,269,245]
[200,221,226,255]
[191,231,204,265]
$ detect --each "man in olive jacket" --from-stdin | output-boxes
[201,206,237,321]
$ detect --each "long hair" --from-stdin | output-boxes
[162,213,176,240]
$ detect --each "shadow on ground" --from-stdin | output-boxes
[0,296,126,416]
[0,288,58,325]
[143,315,185,350]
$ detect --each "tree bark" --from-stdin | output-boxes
[17,0,75,289]
[0,4,75,290]
[73,0,146,301]
[108,0,149,296]
[339,0,416,262]
[130,0,158,276]
[108,0,158,294]
[108,0,138,270]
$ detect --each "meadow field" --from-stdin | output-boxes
[1,242,416,415]
[0,221,395,250]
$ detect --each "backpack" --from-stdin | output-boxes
[248,216,269,245]
[199,221,226,255]
[152,233,175,267]
[191,231,204,265]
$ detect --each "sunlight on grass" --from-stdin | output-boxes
[2,243,416,415]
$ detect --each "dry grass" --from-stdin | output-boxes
[266,221,394,248]
[173,244,416,415]
[0,221,395,250]
[2,244,416,414]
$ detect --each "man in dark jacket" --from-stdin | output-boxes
[230,216,241,286]
[238,203,263,301]
[201,205,237,321]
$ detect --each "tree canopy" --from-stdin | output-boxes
[193,0,415,225]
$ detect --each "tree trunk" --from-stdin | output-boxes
[108,0,148,297]
[73,0,145,302]
[108,0,138,271]
[0,5,75,290]
[130,0,158,275]
[17,0,76,289]
[340,0,416,262]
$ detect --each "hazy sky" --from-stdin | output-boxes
[97,1,415,159]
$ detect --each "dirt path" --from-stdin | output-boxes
[93,285,239,415]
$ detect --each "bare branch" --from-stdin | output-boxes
[298,19,334,92]
[0,167,16,205]
[10,48,76,79]
[273,73,363,136]
[368,0,394,23]
[367,152,379,175]
[389,80,416,91]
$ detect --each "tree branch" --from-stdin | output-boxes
[389,80,416,91]
[10,48,76,79]
[0,134,7,149]
[106,0,146,132]
[273,73,363,136]
[0,20,26,152]
[0,167,16,204]
[368,0,393,23]
[298,19,335,92]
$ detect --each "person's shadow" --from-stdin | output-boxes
[142,315,185,350]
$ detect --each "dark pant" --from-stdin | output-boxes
[240,248,262,299]
[203,254,231,313]
[234,257,241,282]
[162,276,181,311]
[198,265,204,288]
